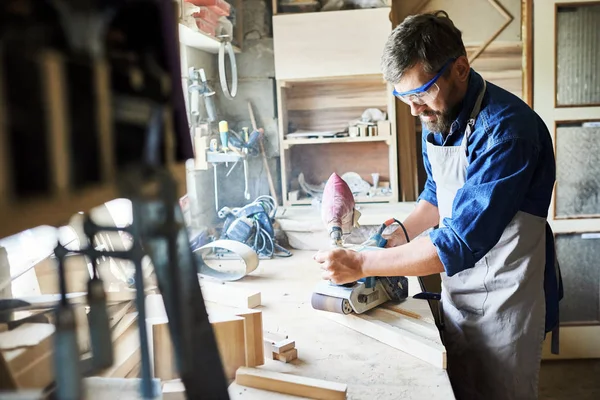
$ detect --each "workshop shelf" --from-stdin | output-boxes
[282,136,392,148]
[178,23,241,54]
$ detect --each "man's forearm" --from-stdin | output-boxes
[361,235,445,277]
[402,200,440,240]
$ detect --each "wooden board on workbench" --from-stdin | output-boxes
[321,306,446,370]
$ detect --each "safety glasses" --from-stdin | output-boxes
[392,59,455,105]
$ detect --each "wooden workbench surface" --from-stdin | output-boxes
[223,250,454,400]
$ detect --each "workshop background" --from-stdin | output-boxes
[0,0,599,399]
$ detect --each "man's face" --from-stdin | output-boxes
[393,62,460,134]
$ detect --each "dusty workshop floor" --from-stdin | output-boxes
[539,359,600,400]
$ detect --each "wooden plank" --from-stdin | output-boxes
[0,323,55,390]
[382,298,436,325]
[322,311,446,369]
[200,280,261,309]
[107,301,134,329]
[235,367,347,400]
[210,314,246,380]
[99,323,140,378]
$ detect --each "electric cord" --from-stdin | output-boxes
[393,218,410,244]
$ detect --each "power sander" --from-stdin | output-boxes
[311,172,410,315]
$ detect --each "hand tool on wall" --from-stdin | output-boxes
[52,243,82,400]
[188,67,217,128]
[248,102,279,205]
[311,174,409,315]
[218,120,230,152]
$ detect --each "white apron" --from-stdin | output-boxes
[426,81,547,400]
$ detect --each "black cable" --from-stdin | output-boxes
[393,218,410,244]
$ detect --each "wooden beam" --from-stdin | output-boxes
[522,0,533,107]
[235,367,347,400]
[322,310,446,369]
[389,3,418,201]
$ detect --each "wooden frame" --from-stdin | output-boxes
[533,0,600,360]
[522,0,534,107]
[553,1,600,109]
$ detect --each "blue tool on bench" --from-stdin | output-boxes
[311,219,410,314]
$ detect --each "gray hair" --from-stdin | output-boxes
[381,11,467,84]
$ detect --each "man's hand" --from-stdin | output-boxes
[383,229,408,248]
[313,248,365,284]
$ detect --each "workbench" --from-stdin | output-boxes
[224,250,454,399]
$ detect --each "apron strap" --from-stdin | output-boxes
[463,80,487,151]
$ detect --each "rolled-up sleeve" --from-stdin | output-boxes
[430,137,540,276]
[418,132,438,207]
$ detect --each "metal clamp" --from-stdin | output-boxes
[218,36,238,100]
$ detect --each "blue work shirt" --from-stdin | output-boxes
[419,69,562,333]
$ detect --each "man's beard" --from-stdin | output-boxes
[419,103,460,134]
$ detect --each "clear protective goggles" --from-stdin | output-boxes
[392,59,455,105]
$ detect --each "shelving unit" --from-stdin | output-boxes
[282,136,392,148]
[178,23,241,54]
[275,74,398,207]
[272,7,397,206]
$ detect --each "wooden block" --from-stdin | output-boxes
[377,120,391,136]
[235,367,347,400]
[152,323,177,380]
[210,314,247,380]
[273,348,297,363]
[162,379,186,400]
[34,255,90,294]
[200,280,261,309]
[205,304,265,367]
[231,309,264,367]
[0,323,55,390]
[272,339,295,354]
